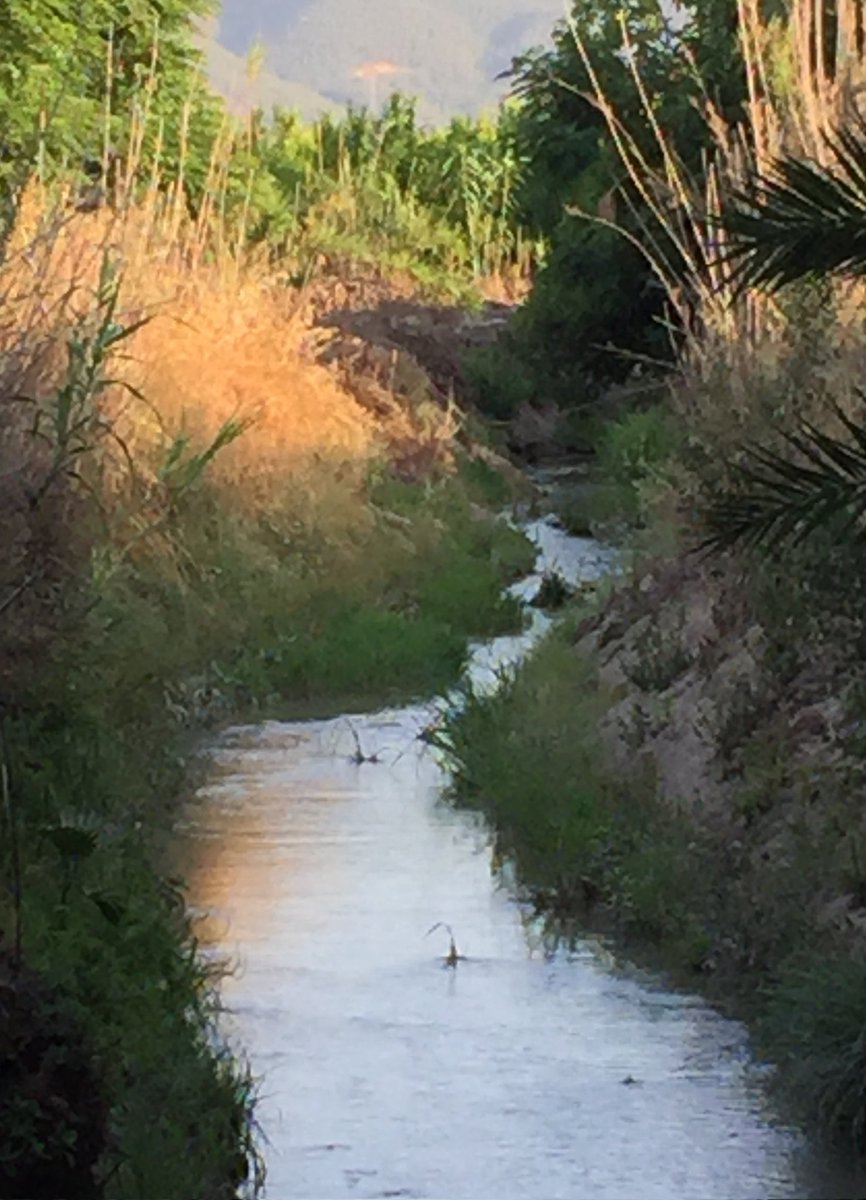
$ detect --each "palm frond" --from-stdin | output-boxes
[717,119,866,294]
[702,405,866,553]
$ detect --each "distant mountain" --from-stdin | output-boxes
[203,36,339,119]
[207,0,561,121]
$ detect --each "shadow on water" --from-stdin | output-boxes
[181,515,866,1200]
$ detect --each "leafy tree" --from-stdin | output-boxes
[497,0,747,402]
[0,0,222,224]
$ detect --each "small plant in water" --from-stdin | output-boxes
[531,570,575,611]
[426,922,466,968]
[346,720,382,765]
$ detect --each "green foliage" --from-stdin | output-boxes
[23,255,148,508]
[511,223,672,404]
[498,0,747,400]
[703,405,866,554]
[1,673,259,1197]
[0,3,536,288]
[566,405,682,536]
[703,120,866,557]
[597,406,681,487]
[463,340,536,420]
[439,624,711,958]
[0,0,220,226]
[759,950,866,1152]
[234,604,467,703]
[248,95,536,284]
[720,119,866,294]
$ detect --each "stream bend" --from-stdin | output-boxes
[184,517,860,1200]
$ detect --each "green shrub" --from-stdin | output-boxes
[463,342,535,420]
[760,950,866,1152]
[440,622,713,958]
[597,406,681,487]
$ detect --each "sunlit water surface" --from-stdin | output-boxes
[182,518,865,1199]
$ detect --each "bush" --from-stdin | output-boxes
[463,341,536,420]
[508,222,674,408]
[760,950,866,1152]
[596,406,681,488]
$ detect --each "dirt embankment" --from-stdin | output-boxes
[574,552,866,986]
[297,267,527,481]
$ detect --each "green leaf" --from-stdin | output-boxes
[42,824,98,860]
[702,404,866,554]
[84,888,125,924]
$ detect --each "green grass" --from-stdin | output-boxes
[440,624,711,961]
[1,667,259,1198]
[759,949,866,1153]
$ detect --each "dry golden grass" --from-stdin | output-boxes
[0,185,464,506]
[0,183,465,698]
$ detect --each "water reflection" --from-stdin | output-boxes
[183,520,866,1200]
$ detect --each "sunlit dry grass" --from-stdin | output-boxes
[3,187,374,468]
[0,178,468,709]
[0,180,467,540]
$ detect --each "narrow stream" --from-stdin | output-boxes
[183,516,865,1200]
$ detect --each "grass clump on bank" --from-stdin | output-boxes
[439,624,711,966]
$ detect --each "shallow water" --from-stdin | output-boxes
[183,518,865,1199]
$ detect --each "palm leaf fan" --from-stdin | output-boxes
[702,405,866,553]
[717,118,866,294]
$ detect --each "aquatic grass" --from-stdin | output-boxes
[441,629,614,899]
[759,950,866,1153]
[440,621,715,957]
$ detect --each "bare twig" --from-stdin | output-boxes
[0,571,41,620]
[0,722,23,971]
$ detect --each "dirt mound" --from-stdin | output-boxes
[317,297,515,402]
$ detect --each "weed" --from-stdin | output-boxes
[440,623,714,964]
[463,341,535,420]
[759,950,866,1153]
[622,615,692,693]
[531,570,575,610]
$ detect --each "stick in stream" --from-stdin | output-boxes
[426,922,466,968]
[345,719,381,765]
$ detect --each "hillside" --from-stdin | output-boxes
[209,0,561,119]
[203,36,339,119]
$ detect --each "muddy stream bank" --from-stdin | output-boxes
[181,507,865,1199]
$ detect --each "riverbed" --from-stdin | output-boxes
[182,517,865,1199]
